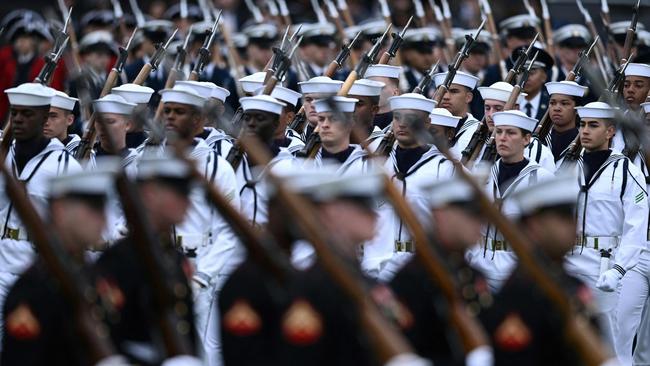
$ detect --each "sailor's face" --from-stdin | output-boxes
[303,93,326,126]
[495,125,530,161]
[242,109,278,142]
[549,94,577,130]
[97,113,131,149]
[10,105,48,142]
[624,76,650,110]
[464,52,488,74]
[317,112,352,146]
[44,107,73,141]
[440,84,472,116]
[392,109,428,148]
[557,46,582,68]
[523,68,547,95]
[350,95,377,136]
[163,102,201,139]
[579,118,614,151]
[484,99,505,131]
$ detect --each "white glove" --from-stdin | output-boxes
[466,346,494,366]
[596,268,623,292]
[384,353,432,366]
[599,357,622,366]
[161,355,203,366]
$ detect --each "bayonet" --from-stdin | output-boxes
[355,24,391,77]
[413,61,440,94]
[380,16,412,64]
[129,0,146,28]
[442,0,452,20]
[150,28,178,71]
[413,0,425,24]
[378,0,391,22]
[576,0,592,23]
[111,0,124,19]
[191,14,221,77]
[114,27,138,74]
[197,0,213,21]
[336,30,361,65]
[325,0,339,18]
[541,0,550,20]
[245,0,265,23]
[267,0,280,17]
[180,0,188,19]
[523,0,537,19]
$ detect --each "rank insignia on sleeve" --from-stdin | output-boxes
[223,299,262,336]
[494,312,532,351]
[6,303,41,340]
[282,299,323,345]
[96,278,126,311]
[370,285,414,330]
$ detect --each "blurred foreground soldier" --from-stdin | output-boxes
[390,176,493,366]
[482,15,539,87]
[145,84,240,366]
[2,168,115,365]
[518,46,554,121]
[563,102,648,350]
[0,83,81,343]
[348,79,386,152]
[400,28,441,98]
[111,83,155,149]
[365,65,402,130]
[544,81,587,163]
[432,71,480,159]
[467,110,553,292]
[362,93,454,282]
[482,175,599,366]
[44,89,80,155]
[298,76,344,140]
[94,155,198,365]
[91,94,138,170]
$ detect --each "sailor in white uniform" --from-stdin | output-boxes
[432,70,481,159]
[137,83,241,366]
[348,78,386,152]
[111,83,155,149]
[43,89,80,155]
[297,76,344,140]
[467,110,554,292]
[543,80,587,164]
[561,102,649,353]
[0,83,82,346]
[362,93,455,282]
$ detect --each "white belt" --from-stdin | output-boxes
[481,236,511,252]
[575,236,620,250]
[3,227,29,241]
[175,233,209,249]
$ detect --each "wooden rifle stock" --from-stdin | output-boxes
[133,63,153,85]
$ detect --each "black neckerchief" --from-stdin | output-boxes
[196,129,211,140]
[373,111,393,130]
[395,145,428,174]
[550,127,578,161]
[14,137,49,175]
[61,135,73,146]
[125,131,147,149]
[270,137,291,157]
[498,158,529,193]
[96,145,130,158]
[455,115,468,136]
[582,149,612,183]
[322,145,355,164]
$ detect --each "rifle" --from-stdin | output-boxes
[620,0,641,64]
[460,35,539,166]
[56,1,82,71]
[378,16,413,65]
[133,29,179,85]
[336,0,355,27]
[536,37,597,144]
[153,29,193,123]
[478,0,505,72]
[189,14,221,81]
[277,0,292,26]
[540,0,555,57]
[432,20,486,104]
[376,61,440,157]
[479,51,539,164]
[563,56,633,163]
[576,0,613,85]
[75,28,140,161]
[297,24,391,159]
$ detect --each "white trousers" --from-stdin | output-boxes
[573,272,619,353]
[616,251,650,365]
[633,297,650,365]
[194,283,222,366]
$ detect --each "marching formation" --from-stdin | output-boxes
[1,0,650,365]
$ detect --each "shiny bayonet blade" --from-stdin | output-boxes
[279,26,290,51]
[129,0,146,27]
[111,0,124,19]
[474,18,487,38]
[400,16,413,37]
[429,60,440,76]
[576,0,592,23]
[289,24,303,43]
[288,36,303,59]
[183,25,193,49]
[125,27,138,50]
[540,0,550,19]
[587,36,598,56]
[413,0,425,19]
[526,33,540,55]
[601,0,609,14]
[164,29,179,50]
[277,0,290,16]
[348,31,362,49]
[206,11,222,48]
[379,0,391,19]
[63,7,73,32]
[527,51,539,72]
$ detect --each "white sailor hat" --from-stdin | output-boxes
[403,27,442,45]
[452,28,492,47]
[422,176,475,209]
[493,110,537,132]
[49,158,119,199]
[239,72,266,94]
[191,20,218,35]
[625,63,650,78]
[641,102,650,114]
[174,80,218,99]
[638,30,650,47]
[433,71,480,90]
[80,10,115,29]
[242,23,278,41]
[298,76,344,95]
[429,108,461,128]
[232,33,249,48]
[278,164,385,203]
[164,3,202,21]
[142,19,175,33]
[358,19,389,38]
[210,85,231,103]
[240,94,286,115]
[545,81,588,97]
[313,96,359,113]
[499,14,540,37]
[79,30,117,55]
[254,85,301,107]
[365,64,402,80]
[297,22,337,39]
[93,94,137,115]
[512,174,579,216]
[575,102,616,119]
[478,81,528,105]
[553,24,591,47]
[137,154,192,181]
[344,25,363,43]
[348,79,385,97]
[5,83,55,107]
[609,20,646,36]
[111,83,155,105]
[389,93,437,113]
[50,89,78,111]
[159,84,207,108]
[6,19,52,42]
